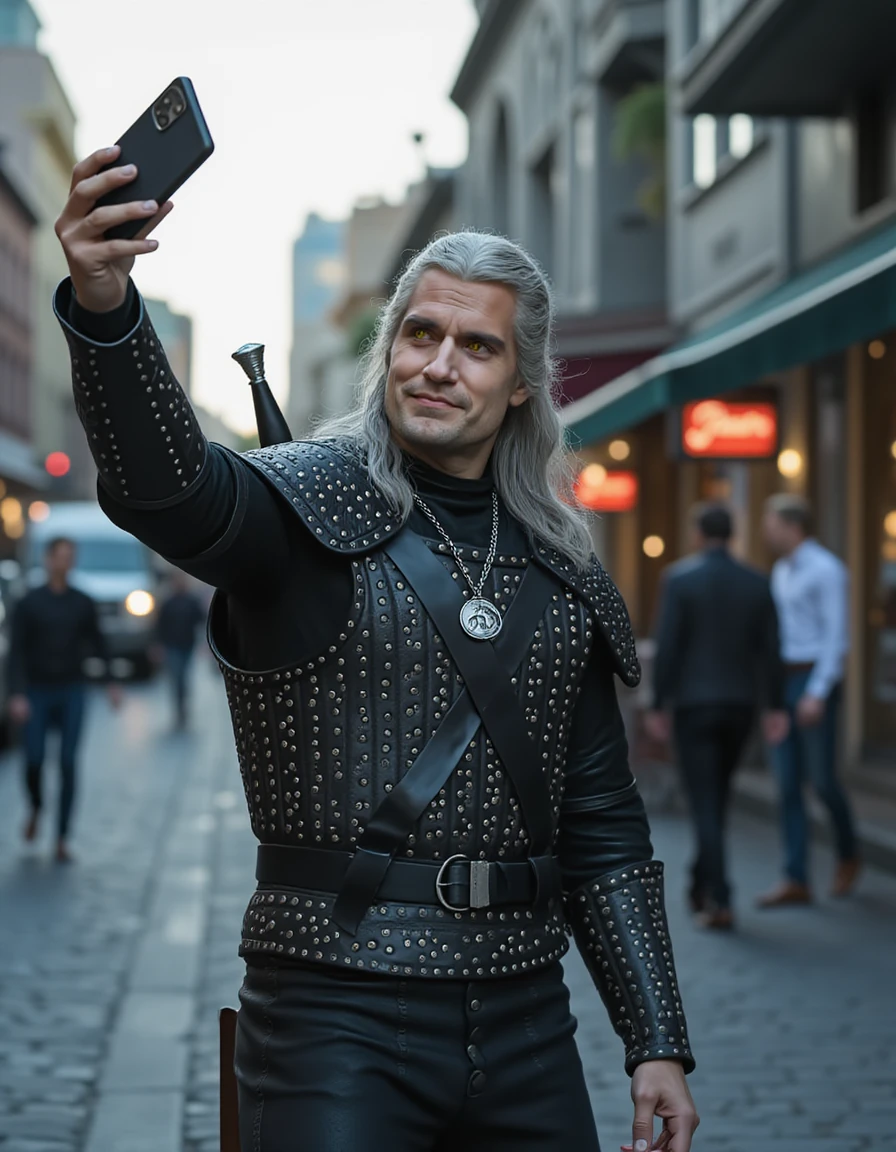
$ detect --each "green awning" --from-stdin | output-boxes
[563,218,896,446]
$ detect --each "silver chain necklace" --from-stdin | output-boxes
[413,490,503,640]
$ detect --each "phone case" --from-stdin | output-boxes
[94,76,214,241]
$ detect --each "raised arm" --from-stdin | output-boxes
[52,147,290,591]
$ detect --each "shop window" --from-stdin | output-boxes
[692,114,718,188]
[728,114,754,160]
[493,104,510,237]
[688,0,739,48]
[855,86,890,213]
[864,337,896,752]
[529,145,556,279]
[690,113,757,190]
[570,108,595,298]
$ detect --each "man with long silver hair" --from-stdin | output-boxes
[53,148,698,1152]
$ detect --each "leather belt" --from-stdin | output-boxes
[256,845,560,914]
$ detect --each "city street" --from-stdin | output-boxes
[0,658,894,1152]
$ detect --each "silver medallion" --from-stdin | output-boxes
[460,597,503,641]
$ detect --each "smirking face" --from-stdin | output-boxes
[384,269,529,478]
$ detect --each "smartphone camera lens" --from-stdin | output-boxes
[156,111,170,128]
[171,100,185,116]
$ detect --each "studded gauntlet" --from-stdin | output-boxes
[566,860,695,1075]
[54,279,207,507]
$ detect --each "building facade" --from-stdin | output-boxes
[287,213,346,437]
[0,0,86,498]
[453,1,674,391]
[561,0,896,768]
[0,153,39,555]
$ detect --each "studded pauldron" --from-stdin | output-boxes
[241,438,640,686]
[566,860,695,1075]
[54,282,206,506]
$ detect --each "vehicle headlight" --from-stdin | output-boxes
[125,590,155,617]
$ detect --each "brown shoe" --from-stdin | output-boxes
[831,858,861,897]
[755,881,812,908]
[23,810,39,842]
[55,841,74,864]
[697,907,735,930]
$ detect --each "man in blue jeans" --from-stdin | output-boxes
[7,536,121,862]
[759,495,860,906]
[155,569,205,731]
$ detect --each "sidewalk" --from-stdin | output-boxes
[733,763,896,873]
[1,663,895,1151]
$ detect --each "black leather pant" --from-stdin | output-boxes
[235,959,601,1152]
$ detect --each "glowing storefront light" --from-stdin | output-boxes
[643,535,665,558]
[777,449,803,479]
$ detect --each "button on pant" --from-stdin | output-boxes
[235,959,601,1151]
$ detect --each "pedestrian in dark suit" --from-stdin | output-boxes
[646,504,788,929]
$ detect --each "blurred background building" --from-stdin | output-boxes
[281,0,896,778]
[0,0,90,511]
[0,153,39,556]
[1,0,891,772]
[559,0,896,771]
[287,212,346,437]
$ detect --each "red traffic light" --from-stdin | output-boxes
[45,451,71,478]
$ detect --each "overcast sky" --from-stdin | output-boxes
[33,0,477,431]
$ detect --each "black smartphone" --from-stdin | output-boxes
[94,77,214,240]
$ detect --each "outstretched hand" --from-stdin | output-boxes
[621,1060,699,1152]
[54,144,173,314]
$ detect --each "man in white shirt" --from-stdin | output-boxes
[758,495,860,906]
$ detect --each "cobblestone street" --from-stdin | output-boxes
[0,658,894,1152]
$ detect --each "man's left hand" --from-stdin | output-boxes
[621,1060,699,1152]
[796,694,825,728]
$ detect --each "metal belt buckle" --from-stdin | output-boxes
[435,854,493,912]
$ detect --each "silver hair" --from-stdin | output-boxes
[313,231,594,570]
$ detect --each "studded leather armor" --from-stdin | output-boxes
[54,281,206,506]
[199,439,639,980]
[57,298,693,1072]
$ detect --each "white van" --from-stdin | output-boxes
[26,501,159,677]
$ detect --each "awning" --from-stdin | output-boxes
[563,218,896,447]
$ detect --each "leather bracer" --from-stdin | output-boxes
[54,279,207,506]
[566,860,695,1075]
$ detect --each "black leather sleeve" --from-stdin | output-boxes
[53,277,207,508]
[559,642,694,1076]
[565,861,695,1075]
[557,640,653,890]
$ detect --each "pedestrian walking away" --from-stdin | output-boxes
[155,569,205,730]
[51,146,700,1152]
[6,536,123,862]
[645,504,788,930]
[758,494,861,907]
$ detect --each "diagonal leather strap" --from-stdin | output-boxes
[386,530,557,851]
[332,555,558,933]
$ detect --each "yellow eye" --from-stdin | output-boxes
[413,328,429,340]
[468,340,483,353]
